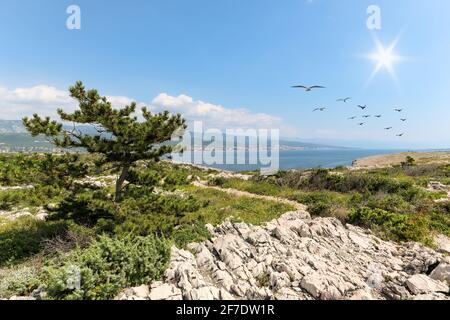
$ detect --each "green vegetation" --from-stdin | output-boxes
[23,81,185,201]
[0,152,291,299]
[43,235,170,300]
[1,86,449,300]
[182,186,295,226]
[0,217,66,267]
[214,160,450,243]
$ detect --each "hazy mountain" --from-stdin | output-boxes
[0,120,28,133]
[0,119,98,135]
[0,120,347,151]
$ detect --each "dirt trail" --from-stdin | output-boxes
[192,180,306,211]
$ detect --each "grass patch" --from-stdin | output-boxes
[182,186,295,226]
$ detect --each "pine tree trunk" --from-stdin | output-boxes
[115,164,130,202]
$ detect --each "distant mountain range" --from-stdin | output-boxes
[0,119,349,151]
[0,120,28,134]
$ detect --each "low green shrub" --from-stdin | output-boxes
[113,191,202,236]
[54,188,116,226]
[172,221,211,248]
[0,217,66,267]
[43,235,170,300]
[0,265,42,298]
[0,153,89,188]
[348,207,430,243]
[0,185,64,211]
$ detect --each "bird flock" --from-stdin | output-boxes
[291,84,408,138]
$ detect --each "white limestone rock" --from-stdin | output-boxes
[430,262,450,285]
[405,274,449,295]
[119,210,449,301]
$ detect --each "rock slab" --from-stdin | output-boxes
[121,211,449,300]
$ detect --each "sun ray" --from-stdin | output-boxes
[365,34,404,85]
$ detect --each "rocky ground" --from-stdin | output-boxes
[3,169,450,301]
[119,210,450,301]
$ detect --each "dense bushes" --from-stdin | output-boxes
[54,188,117,226]
[172,221,211,248]
[298,169,417,195]
[348,207,431,244]
[289,191,350,218]
[223,165,450,245]
[114,192,203,237]
[0,265,42,298]
[0,154,39,186]
[2,153,450,300]
[0,217,67,267]
[0,153,89,187]
[41,235,170,300]
[429,202,450,236]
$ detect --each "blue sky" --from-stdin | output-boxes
[0,0,449,148]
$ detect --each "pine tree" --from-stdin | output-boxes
[23,81,186,201]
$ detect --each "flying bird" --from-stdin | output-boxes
[337,97,351,103]
[374,115,382,118]
[292,85,326,92]
[348,116,357,120]
[394,108,403,112]
[357,105,367,110]
[362,115,371,118]
[384,127,393,130]
[396,133,404,137]
[358,122,365,126]
[313,107,327,112]
[400,118,407,122]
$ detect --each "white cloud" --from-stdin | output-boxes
[0,85,76,119]
[0,85,143,120]
[9,85,71,104]
[151,93,282,129]
[0,84,287,135]
[106,95,136,108]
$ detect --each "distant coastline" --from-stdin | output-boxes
[352,150,450,170]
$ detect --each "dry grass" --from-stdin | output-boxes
[352,151,450,169]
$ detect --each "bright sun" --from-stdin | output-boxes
[366,35,404,83]
[373,47,396,69]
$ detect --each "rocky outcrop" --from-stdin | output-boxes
[207,172,253,181]
[0,185,34,192]
[120,211,449,300]
[430,258,450,285]
[434,234,450,255]
[0,207,48,221]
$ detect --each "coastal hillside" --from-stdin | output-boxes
[1,153,449,300]
[120,211,449,300]
[352,151,450,169]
